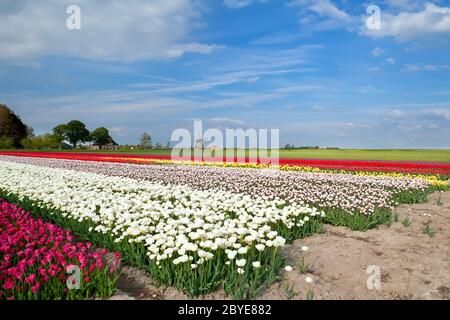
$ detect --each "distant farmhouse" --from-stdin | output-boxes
[90,138,119,150]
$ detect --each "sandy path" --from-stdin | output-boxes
[111,190,450,300]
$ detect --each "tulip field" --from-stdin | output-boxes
[2,151,450,175]
[0,151,449,300]
[0,199,121,300]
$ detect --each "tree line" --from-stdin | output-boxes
[0,104,113,149]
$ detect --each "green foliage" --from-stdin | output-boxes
[90,127,112,148]
[0,104,29,148]
[435,196,443,206]
[52,124,68,148]
[64,120,90,148]
[299,256,309,274]
[305,289,314,300]
[272,216,324,243]
[21,134,60,150]
[393,212,399,223]
[26,127,35,138]
[401,217,412,227]
[284,283,298,300]
[393,190,428,204]
[422,225,436,238]
[0,136,14,149]
[324,208,392,231]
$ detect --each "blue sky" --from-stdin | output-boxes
[1,0,450,148]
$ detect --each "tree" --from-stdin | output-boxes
[26,127,35,138]
[0,136,14,149]
[65,120,90,148]
[20,137,32,149]
[52,124,68,148]
[90,127,112,149]
[21,134,59,150]
[0,104,29,148]
[140,132,151,149]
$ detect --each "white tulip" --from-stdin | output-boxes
[236,259,246,267]
[284,265,293,272]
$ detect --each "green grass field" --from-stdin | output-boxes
[2,148,450,163]
[277,149,450,163]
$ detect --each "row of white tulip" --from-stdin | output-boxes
[0,160,323,269]
[0,155,430,215]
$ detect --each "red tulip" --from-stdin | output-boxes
[2,277,15,290]
[2,150,448,174]
[25,273,36,284]
[0,199,119,299]
[31,282,41,294]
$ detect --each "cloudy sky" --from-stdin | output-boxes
[1,0,450,148]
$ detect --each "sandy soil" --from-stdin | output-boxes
[111,190,450,300]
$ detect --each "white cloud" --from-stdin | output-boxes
[131,67,313,94]
[366,66,380,72]
[403,63,450,72]
[166,43,224,58]
[284,104,297,110]
[343,122,373,129]
[385,0,423,10]
[289,0,353,31]
[109,127,128,137]
[386,107,450,120]
[385,57,396,65]
[0,0,218,63]
[371,46,385,57]
[308,0,349,20]
[424,108,450,120]
[362,2,450,41]
[251,31,300,45]
[246,76,260,83]
[223,0,268,9]
[210,117,245,125]
[274,84,322,93]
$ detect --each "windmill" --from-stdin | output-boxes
[194,136,205,150]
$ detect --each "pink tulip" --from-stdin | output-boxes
[96,259,104,269]
[0,198,119,299]
[25,273,36,284]
[31,282,41,294]
[2,277,15,290]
